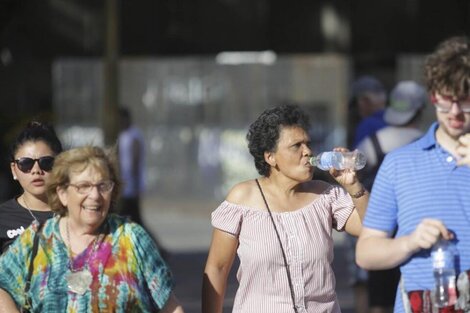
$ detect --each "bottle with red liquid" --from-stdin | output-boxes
[432,239,458,308]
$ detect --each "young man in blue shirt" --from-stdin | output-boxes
[356,36,470,313]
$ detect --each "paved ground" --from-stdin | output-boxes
[141,196,355,313]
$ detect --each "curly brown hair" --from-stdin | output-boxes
[424,36,470,98]
[46,146,122,216]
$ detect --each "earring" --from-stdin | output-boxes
[13,176,17,180]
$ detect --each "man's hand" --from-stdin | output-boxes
[406,218,453,253]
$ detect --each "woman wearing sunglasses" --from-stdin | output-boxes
[0,121,62,253]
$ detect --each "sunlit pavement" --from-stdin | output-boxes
[141,196,354,313]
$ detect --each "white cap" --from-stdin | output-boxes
[384,81,427,126]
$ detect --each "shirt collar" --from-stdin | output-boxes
[417,122,439,150]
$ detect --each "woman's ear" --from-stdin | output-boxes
[10,162,17,180]
[56,186,68,207]
[264,151,276,167]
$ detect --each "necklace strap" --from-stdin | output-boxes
[255,179,298,313]
[21,195,39,224]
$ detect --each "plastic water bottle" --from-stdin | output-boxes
[432,239,458,308]
[309,151,367,171]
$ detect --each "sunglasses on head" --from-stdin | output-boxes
[14,156,55,173]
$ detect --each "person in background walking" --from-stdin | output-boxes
[349,75,388,148]
[117,107,146,225]
[346,75,388,313]
[356,80,427,313]
[117,107,168,259]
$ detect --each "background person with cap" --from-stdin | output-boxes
[356,80,427,313]
[346,74,388,313]
[357,80,427,176]
[348,75,388,148]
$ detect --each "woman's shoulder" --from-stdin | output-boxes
[39,216,60,237]
[225,179,334,200]
[105,214,153,241]
[224,179,334,207]
[225,179,260,207]
[106,214,135,231]
[0,198,20,212]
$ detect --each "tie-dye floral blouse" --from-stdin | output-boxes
[0,214,173,312]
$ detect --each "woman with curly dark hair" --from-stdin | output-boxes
[202,104,369,313]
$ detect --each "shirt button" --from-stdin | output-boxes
[446,156,453,163]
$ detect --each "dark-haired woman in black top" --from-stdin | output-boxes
[0,121,63,253]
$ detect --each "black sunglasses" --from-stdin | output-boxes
[14,156,55,173]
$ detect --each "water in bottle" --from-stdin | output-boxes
[309,150,367,171]
[432,239,458,308]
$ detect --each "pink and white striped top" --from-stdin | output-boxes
[211,184,354,313]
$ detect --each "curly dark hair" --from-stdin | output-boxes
[247,104,310,176]
[424,36,470,98]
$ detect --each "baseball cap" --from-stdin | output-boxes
[351,75,385,98]
[384,81,426,126]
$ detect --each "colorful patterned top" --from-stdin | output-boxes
[0,214,173,312]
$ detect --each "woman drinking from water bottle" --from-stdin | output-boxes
[202,103,369,313]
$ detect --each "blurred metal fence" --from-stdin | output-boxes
[52,54,351,201]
